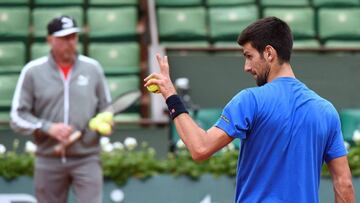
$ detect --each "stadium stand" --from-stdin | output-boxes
[0,7,30,40]
[312,0,360,7]
[157,7,207,45]
[212,41,240,48]
[0,74,18,109]
[87,7,138,41]
[156,0,202,7]
[160,41,209,48]
[0,0,28,6]
[33,0,84,6]
[260,0,309,6]
[206,0,256,6]
[89,0,138,6]
[107,75,140,101]
[0,42,25,73]
[318,8,360,41]
[12,0,357,65]
[154,0,360,48]
[88,42,140,75]
[208,5,259,43]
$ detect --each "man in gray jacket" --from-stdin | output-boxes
[10,16,111,203]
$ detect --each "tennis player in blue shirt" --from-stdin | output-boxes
[144,17,354,203]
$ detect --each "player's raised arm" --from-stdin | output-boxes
[144,54,234,161]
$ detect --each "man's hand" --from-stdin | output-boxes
[48,123,73,143]
[144,54,177,99]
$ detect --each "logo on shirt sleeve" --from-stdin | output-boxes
[220,115,230,124]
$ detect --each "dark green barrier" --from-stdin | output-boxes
[168,52,360,110]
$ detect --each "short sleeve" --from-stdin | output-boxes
[324,111,348,163]
[215,89,257,139]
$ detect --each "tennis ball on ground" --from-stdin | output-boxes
[89,117,102,131]
[97,122,112,136]
[146,84,160,93]
[96,112,114,124]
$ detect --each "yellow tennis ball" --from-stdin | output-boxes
[89,118,102,131]
[96,112,114,124]
[147,84,160,93]
[97,122,112,136]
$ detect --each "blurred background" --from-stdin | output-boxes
[0,0,359,202]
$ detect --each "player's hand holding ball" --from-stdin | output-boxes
[88,112,114,136]
[144,54,177,99]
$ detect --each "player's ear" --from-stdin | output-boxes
[264,45,275,62]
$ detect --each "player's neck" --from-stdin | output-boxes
[267,63,295,83]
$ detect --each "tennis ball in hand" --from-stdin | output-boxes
[96,112,114,124]
[97,122,112,136]
[146,84,160,93]
[89,117,102,131]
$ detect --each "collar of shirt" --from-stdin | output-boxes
[57,64,73,80]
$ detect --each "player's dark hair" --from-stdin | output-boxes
[237,16,293,64]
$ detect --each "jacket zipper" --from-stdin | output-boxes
[60,69,72,164]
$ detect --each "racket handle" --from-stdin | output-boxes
[53,130,82,154]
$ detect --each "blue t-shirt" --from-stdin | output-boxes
[215,77,347,203]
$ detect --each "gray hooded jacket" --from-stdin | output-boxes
[10,54,111,157]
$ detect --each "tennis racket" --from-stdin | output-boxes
[53,90,141,154]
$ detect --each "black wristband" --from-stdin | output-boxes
[166,95,189,120]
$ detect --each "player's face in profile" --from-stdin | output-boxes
[242,43,270,86]
[48,33,78,62]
